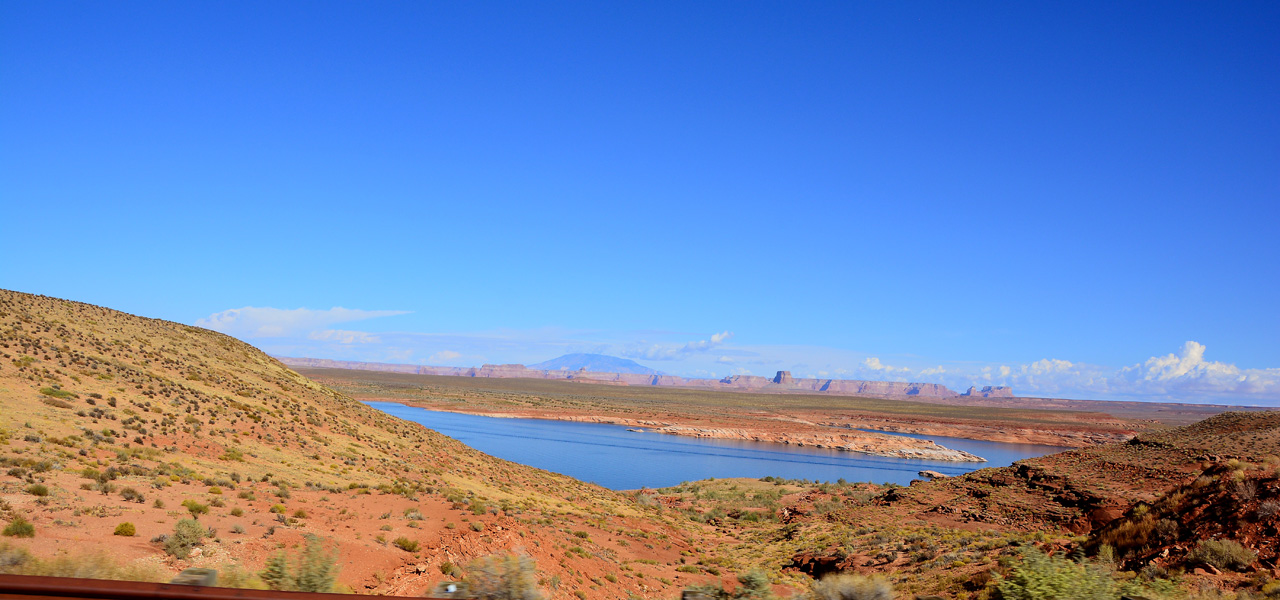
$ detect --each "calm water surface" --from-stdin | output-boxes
[368,402,1071,490]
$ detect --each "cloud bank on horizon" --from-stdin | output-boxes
[195,306,1280,406]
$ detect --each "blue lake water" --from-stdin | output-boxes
[367,401,1072,490]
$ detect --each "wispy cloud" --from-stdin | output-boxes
[623,331,734,361]
[429,350,461,362]
[307,329,382,344]
[196,307,408,339]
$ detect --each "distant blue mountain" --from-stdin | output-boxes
[527,353,663,375]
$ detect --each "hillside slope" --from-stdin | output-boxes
[0,290,730,598]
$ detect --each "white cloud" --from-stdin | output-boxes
[307,329,381,344]
[917,366,947,378]
[1116,341,1280,397]
[196,307,408,339]
[429,350,461,362]
[943,341,1278,403]
[864,357,911,373]
[625,331,734,361]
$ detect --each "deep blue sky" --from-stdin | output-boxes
[2,2,1277,403]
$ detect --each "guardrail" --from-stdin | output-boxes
[0,574,422,600]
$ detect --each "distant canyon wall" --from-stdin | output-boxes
[278,357,1014,400]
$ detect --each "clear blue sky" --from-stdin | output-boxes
[2,2,1277,404]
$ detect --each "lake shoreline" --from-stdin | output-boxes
[365,399,988,462]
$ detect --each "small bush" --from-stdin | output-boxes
[440,561,463,578]
[270,504,286,514]
[120,487,145,503]
[470,521,485,532]
[208,486,222,495]
[463,553,543,600]
[292,509,308,519]
[230,508,244,517]
[3,517,35,538]
[181,499,209,517]
[1187,539,1257,571]
[163,519,206,559]
[114,522,136,537]
[259,535,339,592]
[392,537,419,552]
[810,573,893,600]
[26,484,49,497]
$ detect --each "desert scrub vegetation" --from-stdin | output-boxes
[0,543,165,581]
[392,536,419,552]
[460,552,544,600]
[992,548,1180,600]
[685,569,776,599]
[1187,539,1257,571]
[162,519,206,559]
[259,534,339,593]
[3,517,35,538]
[113,522,136,537]
[805,573,893,600]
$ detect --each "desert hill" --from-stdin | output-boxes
[0,290,738,597]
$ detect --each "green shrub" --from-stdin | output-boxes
[440,561,463,578]
[113,522,136,537]
[258,535,338,592]
[462,553,543,600]
[180,499,209,517]
[292,509,308,519]
[470,521,485,532]
[809,573,893,600]
[230,508,244,517]
[163,519,206,559]
[3,518,35,538]
[1187,539,1256,571]
[993,549,1115,600]
[392,537,419,552]
[26,484,49,497]
[120,487,145,503]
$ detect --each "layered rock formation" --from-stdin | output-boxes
[278,358,1007,400]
